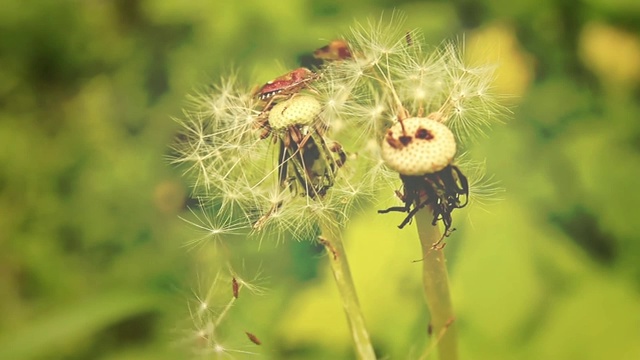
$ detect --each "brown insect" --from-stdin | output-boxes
[254,68,318,103]
[253,68,318,140]
[313,39,352,62]
[299,39,353,69]
[245,331,262,345]
[232,277,239,299]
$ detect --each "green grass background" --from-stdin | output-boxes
[1,0,639,359]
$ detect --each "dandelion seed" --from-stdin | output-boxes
[212,343,225,354]
[231,277,239,299]
[245,332,262,345]
[227,264,268,297]
[186,271,231,325]
[179,205,247,250]
[349,12,413,64]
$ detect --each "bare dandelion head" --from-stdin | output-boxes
[378,117,469,234]
[268,95,322,128]
[381,117,457,176]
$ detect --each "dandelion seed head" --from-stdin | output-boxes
[268,95,321,129]
[381,117,457,176]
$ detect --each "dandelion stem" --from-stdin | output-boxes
[318,221,376,360]
[415,205,458,360]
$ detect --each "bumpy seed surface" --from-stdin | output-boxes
[269,95,321,129]
[381,117,456,175]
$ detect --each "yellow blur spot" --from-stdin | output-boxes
[466,23,534,101]
[579,22,640,89]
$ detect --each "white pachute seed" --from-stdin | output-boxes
[381,117,456,176]
[269,95,321,129]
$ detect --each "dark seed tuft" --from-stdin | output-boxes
[415,127,434,140]
[399,135,412,146]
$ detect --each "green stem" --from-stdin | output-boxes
[415,206,458,360]
[318,220,376,360]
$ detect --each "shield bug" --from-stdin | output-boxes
[313,39,352,62]
[254,67,317,103]
[299,39,353,69]
[253,67,319,139]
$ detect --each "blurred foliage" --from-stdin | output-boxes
[1,0,639,359]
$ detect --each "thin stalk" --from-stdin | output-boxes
[213,296,236,329]
[318,220,376,360]
[415,205,458,360]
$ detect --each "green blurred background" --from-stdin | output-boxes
[1,0,639,359]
